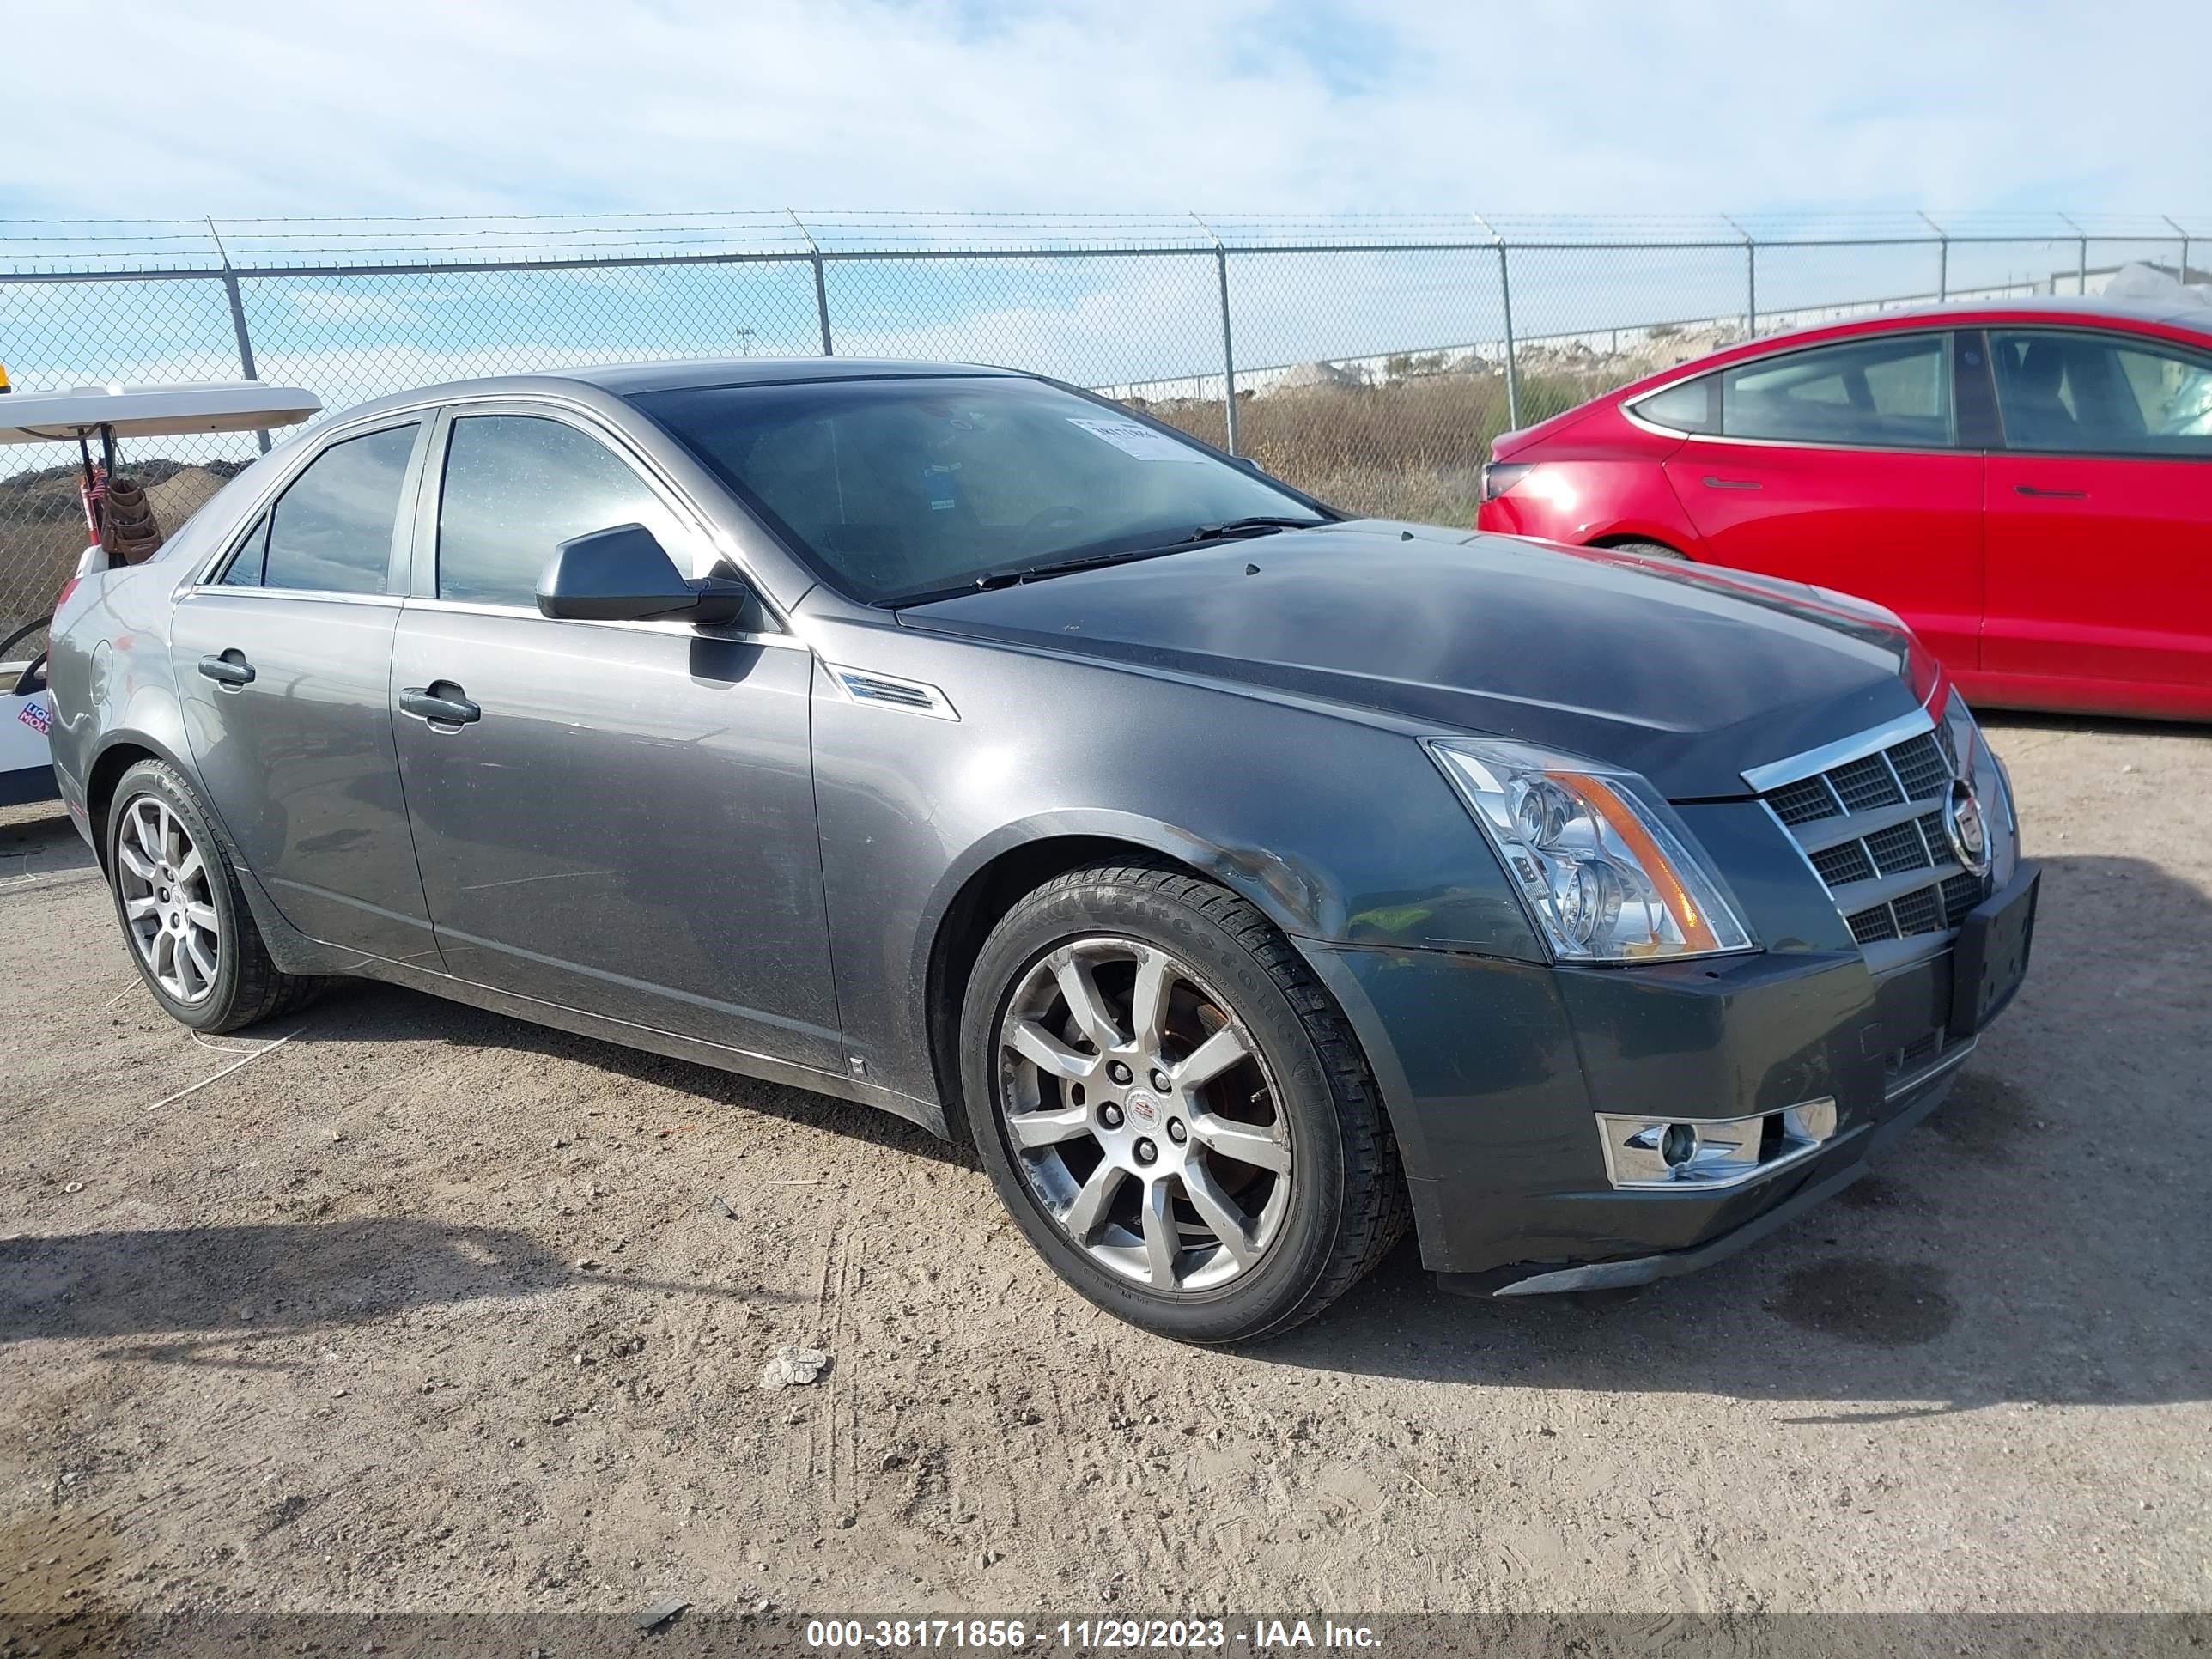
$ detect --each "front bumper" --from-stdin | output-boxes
[1298,858,2039,1292]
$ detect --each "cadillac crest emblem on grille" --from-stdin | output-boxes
[1943,778,1991,878]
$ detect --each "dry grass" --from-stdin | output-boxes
[1136,364,1630,523]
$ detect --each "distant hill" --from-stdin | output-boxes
[2,454,249,524]
[2,456,249,637]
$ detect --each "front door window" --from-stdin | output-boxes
[1990,329,2212,456]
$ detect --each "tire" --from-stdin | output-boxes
[106,758,319,1033]
[960,860,1409,1344]
[1603,538,1687,561]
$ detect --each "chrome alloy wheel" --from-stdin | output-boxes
[115,794,221,1004]
[995,937,1293,1294]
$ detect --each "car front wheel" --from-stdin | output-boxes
[961,860,1408,1343]
[106,757,319,1032]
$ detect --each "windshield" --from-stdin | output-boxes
[629,376,1325,603]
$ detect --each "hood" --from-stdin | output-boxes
[897,522,1932,799]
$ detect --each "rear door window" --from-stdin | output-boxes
[1717,333,1954,448]
[252,423,421,593]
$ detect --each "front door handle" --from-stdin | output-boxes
[1702,476,1761,489]
[198,650,255,689]
[2014,483,2087,499]
[398,683,482,726]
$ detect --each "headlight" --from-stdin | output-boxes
[1427,738,1756,963]
[1940,691,2019,886]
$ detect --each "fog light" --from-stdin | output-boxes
[1598,1097,1839,1190]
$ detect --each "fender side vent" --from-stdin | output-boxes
[828,665,958,720]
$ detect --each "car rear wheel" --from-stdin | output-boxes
[961,860,1409,1343]
[1604,538,1687,561]
[106,758,319,1032]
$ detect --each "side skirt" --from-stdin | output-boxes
[222,856,949,1139]
[356,953,951,1138]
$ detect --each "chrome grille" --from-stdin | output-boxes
[1830,754,1902,812]
[1940,870,1987,927]
[1768,775,1838,827]
[1757,718,1991,955]
[1890,734,1951,799]
[1810,841,1875,886]
[1862,818,1932,875]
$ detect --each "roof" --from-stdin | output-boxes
[566,356,1024,393]
[315,356,1031,429]
[1760,292,2212,342]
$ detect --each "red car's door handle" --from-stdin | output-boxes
[1701,476,1761,489]
[2014,483,2087,499]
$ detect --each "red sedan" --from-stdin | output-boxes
[1476,295,2212,720]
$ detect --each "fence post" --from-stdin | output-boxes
[1192,215,1239,455]
[787,210,833,356]
[2057,214,2088,294]
[207,219,270,454]
[2164,214,2192,283]
[1475,216,1518,429]
[1724,216,1755,335]
[1918,211,1948,301]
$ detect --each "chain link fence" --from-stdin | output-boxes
[4,210,2207,647]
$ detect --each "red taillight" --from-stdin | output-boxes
[54,574,81,613]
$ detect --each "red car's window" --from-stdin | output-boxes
[1990,329,2212,458]
[1717,335,1954,449]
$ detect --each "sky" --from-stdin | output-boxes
[1,0,2206,221]
[1,0,2202,483]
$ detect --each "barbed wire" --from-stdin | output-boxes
[1,210,2205,275]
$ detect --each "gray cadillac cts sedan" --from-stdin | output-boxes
[46,358,2039,1342]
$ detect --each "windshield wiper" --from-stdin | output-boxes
[888,517,1328,605]
[968,546,1179,591]
[1185,515,1326,541]
[967,519,1323,591]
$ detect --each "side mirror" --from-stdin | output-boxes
[537,523,750,627]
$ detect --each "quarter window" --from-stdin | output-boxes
[1632,376,1718,434]
[254,423,419,594]
[1716,334,1954,448]
[220,514,270,586]
[1990,329,2212,457]
[436,416,676,608]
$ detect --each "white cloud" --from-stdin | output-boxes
[0,0,2203,220]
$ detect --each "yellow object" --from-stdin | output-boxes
[0,361,11,393]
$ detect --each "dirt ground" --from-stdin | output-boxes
[3,713,2209,1639]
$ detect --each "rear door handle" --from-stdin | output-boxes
[398,684,482,726]
[2014,483,2087,499]
[1702,477,1761,489]
[198,650,255,688]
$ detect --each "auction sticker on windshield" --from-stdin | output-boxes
[1066,416,1202,461]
